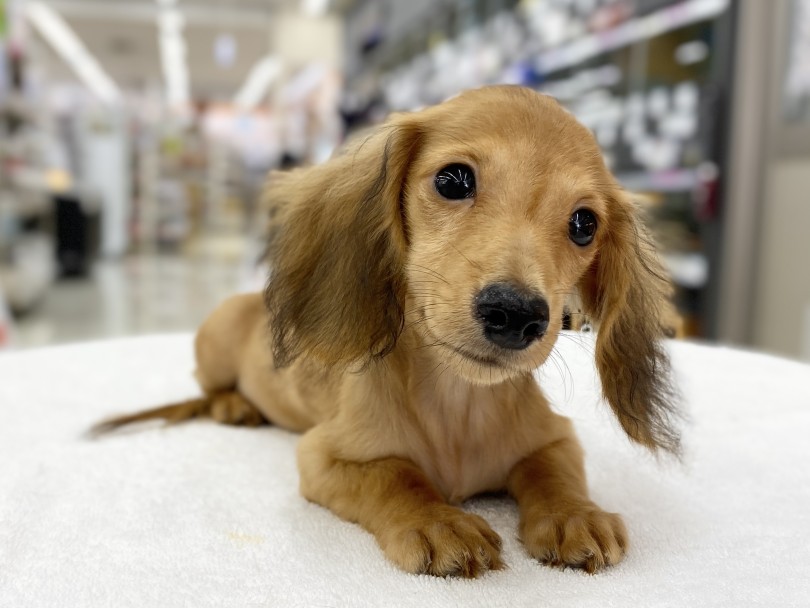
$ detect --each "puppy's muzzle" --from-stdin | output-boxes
[475,283,550,350]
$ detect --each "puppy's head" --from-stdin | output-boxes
[265,86,680,454]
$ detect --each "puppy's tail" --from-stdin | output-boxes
[88,397,211,437]
[88,391,268,438]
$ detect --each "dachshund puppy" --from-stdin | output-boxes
[95,86,680,578]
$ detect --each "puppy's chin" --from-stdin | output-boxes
[434,339,554,386]
[442,351,521,385]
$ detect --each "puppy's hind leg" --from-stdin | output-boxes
[208,391,266,427]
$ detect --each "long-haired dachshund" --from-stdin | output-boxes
[94,86,681,578]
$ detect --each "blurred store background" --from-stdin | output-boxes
[0,0,808,361]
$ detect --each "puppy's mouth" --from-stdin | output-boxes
[419,311,505,368]
[440,340,502,367]
[417,305,552,377]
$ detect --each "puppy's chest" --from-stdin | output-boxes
[410,383,524,503]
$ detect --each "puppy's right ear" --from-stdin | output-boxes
[578,191,682,455]
[264,118,422,368]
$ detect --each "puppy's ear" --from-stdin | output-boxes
[264,118,421,368]
[579,192,682,455]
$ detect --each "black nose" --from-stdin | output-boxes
[475,283,550,350]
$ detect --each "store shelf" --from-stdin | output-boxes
[616,168,700,193]
[535,0,730,74]
[663,251,709,289]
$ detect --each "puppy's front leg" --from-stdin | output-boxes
[508,431,627,573]
[298,429,503,578]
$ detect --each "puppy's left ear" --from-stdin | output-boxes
[579,191,682,455]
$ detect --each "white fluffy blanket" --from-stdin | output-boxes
[1,335,809,607]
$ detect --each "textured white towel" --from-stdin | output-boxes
[1,335,809,607]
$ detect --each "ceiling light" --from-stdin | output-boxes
[25,2,122,104]
[157,1,190,108]
[214,34,237,68]
[234,56,282,110]
[302,0,330,17]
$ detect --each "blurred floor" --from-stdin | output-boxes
[15,242,262,349]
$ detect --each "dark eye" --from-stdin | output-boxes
[435,164,476,200]
[569,209,598,246]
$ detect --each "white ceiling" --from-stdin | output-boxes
[29,0,352,102]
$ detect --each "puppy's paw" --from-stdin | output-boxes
[521,504,627,573]
[379,507,503,578]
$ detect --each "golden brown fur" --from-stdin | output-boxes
[94,86,680,577]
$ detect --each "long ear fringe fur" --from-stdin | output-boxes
[263,124,417,369]
[586,199,684,456]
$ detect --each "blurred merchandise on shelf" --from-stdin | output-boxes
[0,86,58,315]
[0,281,14,350]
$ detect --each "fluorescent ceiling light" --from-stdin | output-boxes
[234,56,282,110]
[157,1,190,108]
[25,2,122,104]
[302,0,330,17]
